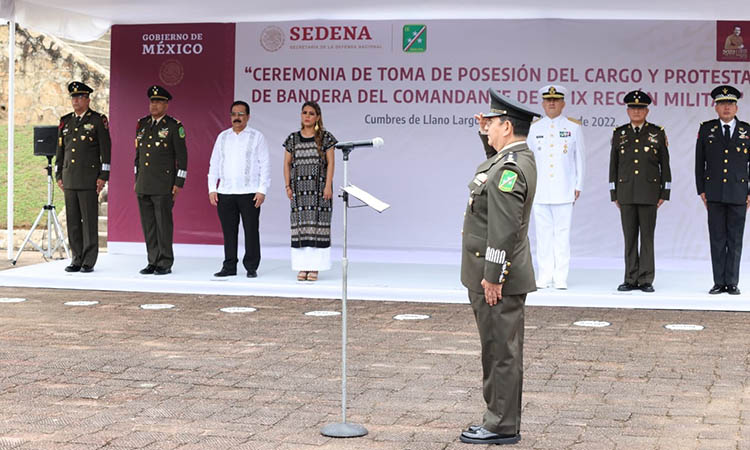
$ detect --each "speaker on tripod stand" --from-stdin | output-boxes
[11,126,70,264]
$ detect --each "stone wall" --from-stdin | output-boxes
[0,24,110,125]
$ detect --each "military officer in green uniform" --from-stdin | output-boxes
[459,89,539,446]
[695,85,750,295]
[609,90,671,292]
[134,85,188,275]
[55,81,111,273]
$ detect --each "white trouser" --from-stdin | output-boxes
[533,202,574,286]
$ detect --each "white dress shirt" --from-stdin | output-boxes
[207,126,270,195]
[527,115,586,204]
[720,118,737,137]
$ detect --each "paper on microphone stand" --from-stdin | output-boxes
[342,184,390,213]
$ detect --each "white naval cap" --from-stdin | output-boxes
[539,85,567,99]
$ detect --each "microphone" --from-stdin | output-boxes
[334,137,384,149]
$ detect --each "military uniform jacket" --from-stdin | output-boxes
[527,115,585,204]
[461,136,537,296]
[134,115,188,195]
[55,109,111,190]
[695,118,750,205]
[609,122,671,205]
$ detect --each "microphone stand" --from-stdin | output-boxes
[320,145,368,438]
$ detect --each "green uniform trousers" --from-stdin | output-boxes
[64,189,99,267]
[619,204,657,285]
[137,193,174,270]
[468,289,525,436]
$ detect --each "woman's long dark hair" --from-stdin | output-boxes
[301,101,325,159]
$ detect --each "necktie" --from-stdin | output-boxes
[634,126,640,134]
[724,124,731,140]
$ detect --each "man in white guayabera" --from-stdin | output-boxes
[207,100,270,279]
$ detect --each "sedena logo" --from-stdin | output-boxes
[402,24,426,53]
[260,26,285,52]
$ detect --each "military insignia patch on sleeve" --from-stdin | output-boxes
[498,170,518,192]
[178,126,186,139]
[102,116,109,130]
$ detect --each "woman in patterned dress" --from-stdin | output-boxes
[283,101,337,281]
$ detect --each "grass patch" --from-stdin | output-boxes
[0,124,55,228]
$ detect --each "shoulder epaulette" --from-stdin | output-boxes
[567,116,582,125]
[531,117,541,124]
[139,115,150,122]
[61,112,74,120]
[646,122,663,131]
[502,152,518,166]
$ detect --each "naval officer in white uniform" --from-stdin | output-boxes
[527,85,586,289]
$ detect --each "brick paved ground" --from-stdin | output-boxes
[0,285,748,449]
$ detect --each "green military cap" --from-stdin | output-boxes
[68,81,93,97]
[711,85,742,103]
[483,88,540,122]
[624,90,651,108]
[148,85,172,101]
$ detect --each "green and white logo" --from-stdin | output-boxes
[403,24,426,53]
[498,170,518,192]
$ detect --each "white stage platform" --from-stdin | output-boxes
[1,253,749,311]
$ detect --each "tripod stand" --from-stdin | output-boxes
[11,155,70,264]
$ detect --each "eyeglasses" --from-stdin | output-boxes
[231,112,247,117]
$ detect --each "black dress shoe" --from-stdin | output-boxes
[709,284,726,295]
[459,426,521,445]
[617,282,638,291]
[639,283,654,293]
[139,264,156,275]
[64,264,81,272]
[726,285,741,295]
[154,267,172,275]
[80,265,94,273]
[213,269,236,277]
[247,270,257,278]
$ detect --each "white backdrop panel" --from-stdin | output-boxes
[234,19,750,262]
